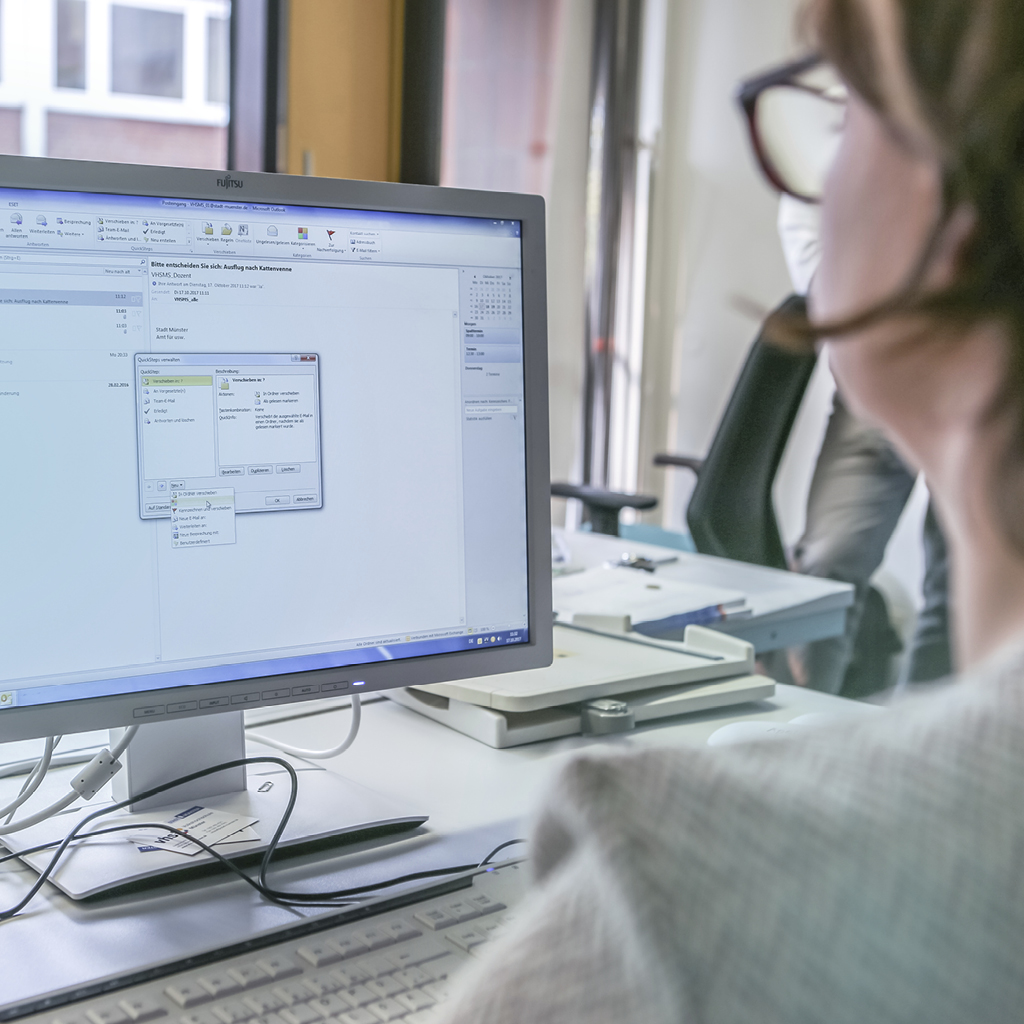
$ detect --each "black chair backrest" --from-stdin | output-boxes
[686,294,816,569]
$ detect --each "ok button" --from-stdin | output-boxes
[266,495,291,506]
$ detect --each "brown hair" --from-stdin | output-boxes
[796,0,1024,551]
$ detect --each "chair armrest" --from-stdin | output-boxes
[551,483,658,511]
[653,453,704,474]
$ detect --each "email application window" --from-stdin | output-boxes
[136,353,322,517]
[0,184,528,709]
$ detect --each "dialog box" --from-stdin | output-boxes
[136,353,322,519]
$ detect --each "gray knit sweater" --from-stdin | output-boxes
[438,646,1024,1022]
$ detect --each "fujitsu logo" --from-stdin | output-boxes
[217,176,244,189]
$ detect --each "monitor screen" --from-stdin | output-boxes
[0,159,551,739]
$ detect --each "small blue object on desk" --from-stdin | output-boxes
[633,601,752,641]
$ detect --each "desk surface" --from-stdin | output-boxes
[0,684,876,1011]
[555,529,854,652]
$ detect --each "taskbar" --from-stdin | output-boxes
[1,628,530,710]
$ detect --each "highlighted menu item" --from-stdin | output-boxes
[137,353,322,519]
[171,489,236,548]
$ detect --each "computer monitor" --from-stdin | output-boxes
[0,155,551,894]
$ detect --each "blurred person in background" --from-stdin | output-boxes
[778,194,952,696]
[438,0,1024,1020]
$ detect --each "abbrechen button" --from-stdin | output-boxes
[276,464,301,474]
[220,467,244,477]
[293,494,318,504]
[248,465,273,476]
[266,495,291,506]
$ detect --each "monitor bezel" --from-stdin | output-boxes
[0,155,552,743]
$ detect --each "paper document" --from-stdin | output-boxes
[126,805,260,856]
[552,567,747,632]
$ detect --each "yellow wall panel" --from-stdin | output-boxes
[286,0,404,180]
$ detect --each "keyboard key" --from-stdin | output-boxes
[87,1007,130,1024]
[420,955,457,982]
[327,966,369,989]
[279,1006,320,1024]
[296,944,343,969]
[272,982,316,1007]
[339,987,375,1009]
[351,927,394,951]
[364,977,405,1000]
[199,975,242,999]
[119,999,167,1023]
[381,920,420,942]
[212,1003,253,1024]
[180,1013,220,1024]
[395,991,434,1014]
[421,982,451,1003]
[366,999,405,1022]
[257,956,302,981]
[307,995,348,1019]
[391,968,430,990]
[243,995,284,1016]
[446,926,488,953]
[442,900,482,923]
[476,920,505,943]
[354,956,395,980]
[230,965,272,990]
[338,1012,377,1024]
[330,937,371,960]
[404,1012,438,1024]
[304,972,346,996]
[413,907,457,931]
[384,944,446,971]
[165,985,213,1010]
[465,894,505,916]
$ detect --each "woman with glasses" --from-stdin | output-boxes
[440,1,1024,1020]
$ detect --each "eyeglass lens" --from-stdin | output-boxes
[755,83,846,202]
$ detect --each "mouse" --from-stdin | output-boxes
[706,721,804,746]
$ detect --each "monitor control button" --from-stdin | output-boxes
[199,696,231,709]
[133,705,165,719]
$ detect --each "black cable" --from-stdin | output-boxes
[480,838,526,866]
[0,756,297,921]
[0,755,527,920]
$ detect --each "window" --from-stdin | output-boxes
[56,0,87,90]
[0,1,230,166]
[206,16,229,104]
[111,5,184,99]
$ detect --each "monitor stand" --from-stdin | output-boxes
[0,712,427,900]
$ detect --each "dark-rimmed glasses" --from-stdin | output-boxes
[738,55,847,203]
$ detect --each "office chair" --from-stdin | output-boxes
[654,294,815,570]
[550,483,658,536]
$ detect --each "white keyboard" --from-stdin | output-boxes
[6,863,528,1024]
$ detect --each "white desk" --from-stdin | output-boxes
[0,683,875,1012]
[556,529,854,652]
